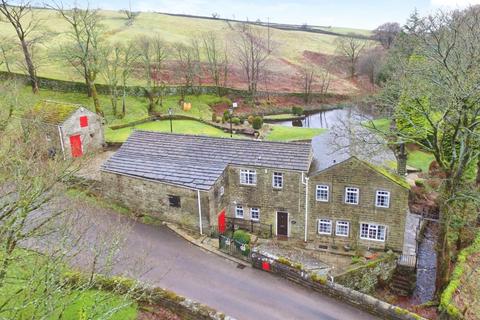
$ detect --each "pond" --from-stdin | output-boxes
[273,108,358,129]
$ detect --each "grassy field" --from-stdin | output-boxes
[365,118,436,172]
[407,150,435,172]
[106,119,239,142]
[265,124,326,142]
[0,249,137,319]
[0,7,370,93]
[13,86,226,126]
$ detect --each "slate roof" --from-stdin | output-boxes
[102,131,312,190]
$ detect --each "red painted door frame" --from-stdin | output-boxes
[69,135,83,158]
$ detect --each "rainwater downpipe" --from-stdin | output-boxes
[197,189,203,235]
[57,125,66,160]
[302,172,309,242]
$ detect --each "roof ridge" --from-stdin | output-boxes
[131,130,311,146]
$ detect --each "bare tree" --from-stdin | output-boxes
[358,46,385,89]
[300,63,315,104]
[0,1,41,93]
[335,33,367,78]
[136,36,168,114]
[174,43,196,100]
[373,22,401,49]
[235,23,272,102]
[190,38,203,93]
[53,4,104,116]
[0,36,16,73]
[120,0,139,25]
[202,33,229,95]
[100,42,138,118]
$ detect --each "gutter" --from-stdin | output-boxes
[301,172,309,242]
[197,189,203,235]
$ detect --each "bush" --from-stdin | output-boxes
[414,179,425,187]
[223,110,230,122]
[247,115,255,124]
[277,257,292,267]
[211,113,217,122]
[231,117,241,125]
[310,273,327,285]
[252,116,263,130]
[292,106,304,116]
[233,230,251,244]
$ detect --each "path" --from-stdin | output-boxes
[43,196,378,320]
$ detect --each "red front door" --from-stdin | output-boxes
[218,209,226,233]
[69,135,83,158]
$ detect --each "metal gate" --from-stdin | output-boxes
[218,234,251,262]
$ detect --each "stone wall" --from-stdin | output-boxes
[224,165,307,239]
[64,271,230,320]
[251,253,425,320]
[308,158,410,252]
[100,171,210,233]
[334,252,398,293]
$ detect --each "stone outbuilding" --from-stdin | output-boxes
[27,100,104,159]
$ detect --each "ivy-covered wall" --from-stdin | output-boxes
[440,232,480,319]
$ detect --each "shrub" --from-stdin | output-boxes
[223,110,230,122]
[231,117,241,125]
[247,115,255,124]
[252,116,263,130]
[414,179,425,187]
[233,230,251,244]
[310,273,327,285]
[351,256,362,264]
[211,113,217,122]
[277,257,292,267]
[292,106,304,116]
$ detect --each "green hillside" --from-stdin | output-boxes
[0,8,371,94]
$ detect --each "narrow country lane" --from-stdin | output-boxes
[38,197,378,320]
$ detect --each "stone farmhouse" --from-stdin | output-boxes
[101,131,410,253]
[26,100,104,159]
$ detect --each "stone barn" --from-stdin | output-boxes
[100,131,313,236]
[27,100,104,159]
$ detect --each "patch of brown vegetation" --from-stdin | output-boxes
[138,304,181,320]
[409,185,439,218]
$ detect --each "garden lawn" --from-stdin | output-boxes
[0,249,137,320]
[408,150,435,172]
[263,114,303,120]
[265,124,326,142]
[105,119,240,142]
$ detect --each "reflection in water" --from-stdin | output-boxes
[275,108,356,129]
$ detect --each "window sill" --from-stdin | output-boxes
[359,237,386,243]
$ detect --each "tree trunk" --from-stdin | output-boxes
[1,47,11,73]
[84,66,93,97]
[90,82,103,116]
[20,39,38,94]
[121,87,126,118]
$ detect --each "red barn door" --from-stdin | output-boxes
[69,135,83,158]
[218,209,226,233]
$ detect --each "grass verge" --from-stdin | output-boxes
[265,124,326,142]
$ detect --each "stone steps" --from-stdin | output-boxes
[390,266,416,296]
